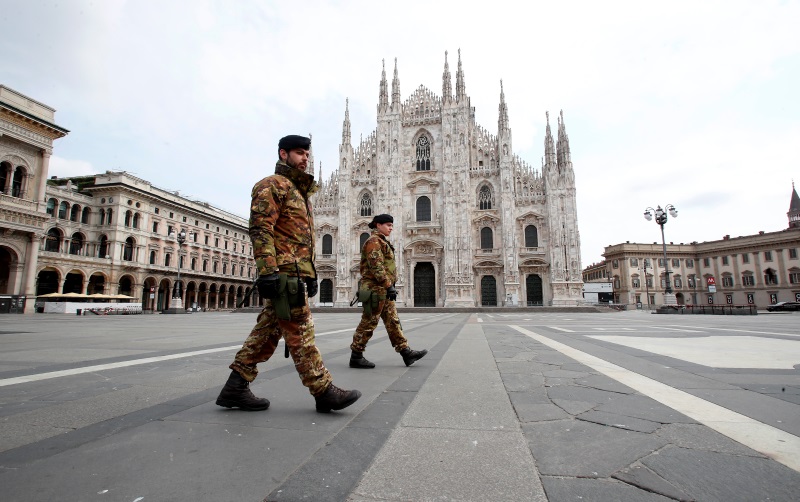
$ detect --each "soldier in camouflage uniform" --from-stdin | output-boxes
[216,135,361,413]
[349,213,428,368]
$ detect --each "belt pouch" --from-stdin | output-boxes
[274,274,291,320]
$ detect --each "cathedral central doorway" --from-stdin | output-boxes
[481,275,497,306]
[414,262,435,307]
[526,274,543,306]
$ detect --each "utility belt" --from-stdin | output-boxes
[273,273,306,320]
[356,286,386,317]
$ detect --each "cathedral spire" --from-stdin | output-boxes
[442,51,452,104]
[342,98,351,146]
[556,109,571,166]
[378,59,389,114]
[318,161,322,183]
[455,49,466,102]
[498,79,509,132]
[789,181,800,229]
[391,57,401,108]
[544,111,556,168]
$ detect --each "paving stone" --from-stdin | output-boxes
[577,410,662,433]
[551,397,596,415]
[541,476,675,502]
[642,445,800,501]
[654,423,765,456]
[522,419,667,477]
[547,384,632,405]
[612,463,694,501]
[542,368,592,379]
[574,373,639,393]
[595,394,697,424]
[498,372,545,392]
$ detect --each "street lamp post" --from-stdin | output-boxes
[640,261,651,309]
[644,204,678,305]
[165,229,189,314]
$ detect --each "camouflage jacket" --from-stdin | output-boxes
[359,230,396,290]
[250,161,318,278]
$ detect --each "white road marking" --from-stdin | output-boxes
[509,325,800,474]
[0,327,355,388]
[668,325,800,338]
[653,326,705,333]
[549,326,574,332]
[587,335,800,369]
[477,318,484,323]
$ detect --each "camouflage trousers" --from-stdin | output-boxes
[230,297,332,396]
[350,299,408,353]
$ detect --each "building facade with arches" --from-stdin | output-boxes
[586,185,800,308]
[0,86,69,313]
[0,86,258,313]
[312,53,583,307]
[31,171,258,312]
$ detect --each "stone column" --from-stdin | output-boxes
[2,163,12,194]
[22,233,41,314]
[37,151,51,203]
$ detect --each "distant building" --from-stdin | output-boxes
[313,52,583,307]
[583,186,800,307]
[0,86,255,313]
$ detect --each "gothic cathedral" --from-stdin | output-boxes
[312,51,583,307]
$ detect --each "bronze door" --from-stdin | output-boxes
[414,262,436,307]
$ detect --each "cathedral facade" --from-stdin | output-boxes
[312,52,583,308]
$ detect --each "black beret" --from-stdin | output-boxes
[278,135,311,152]
[368,213,394,228]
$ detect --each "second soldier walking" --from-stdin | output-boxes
[349,213,427,368]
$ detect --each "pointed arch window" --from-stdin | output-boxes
[322,234,333,255]
[524,225,539,247]
[416,136,431,171]
[478,185,493,210]
[360,193,372,217]
[480,227,493,250]
[416,196,431,222]
[359,232,370,250]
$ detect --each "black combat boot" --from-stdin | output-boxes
[315,383,362,413]
[349,350,376,368]
[400,347,428,367]
[215,370,270,411]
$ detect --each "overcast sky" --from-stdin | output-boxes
[2,0,798,265]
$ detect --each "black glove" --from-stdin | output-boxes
[386,285,397,301]
[306,278,318,298]
[256,272,280,299]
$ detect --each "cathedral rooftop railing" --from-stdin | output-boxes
[401,85,442,126]
[350,173,377,186]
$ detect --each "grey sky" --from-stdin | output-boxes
[2,0,798,265]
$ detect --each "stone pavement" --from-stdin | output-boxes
[0,311,799,501]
